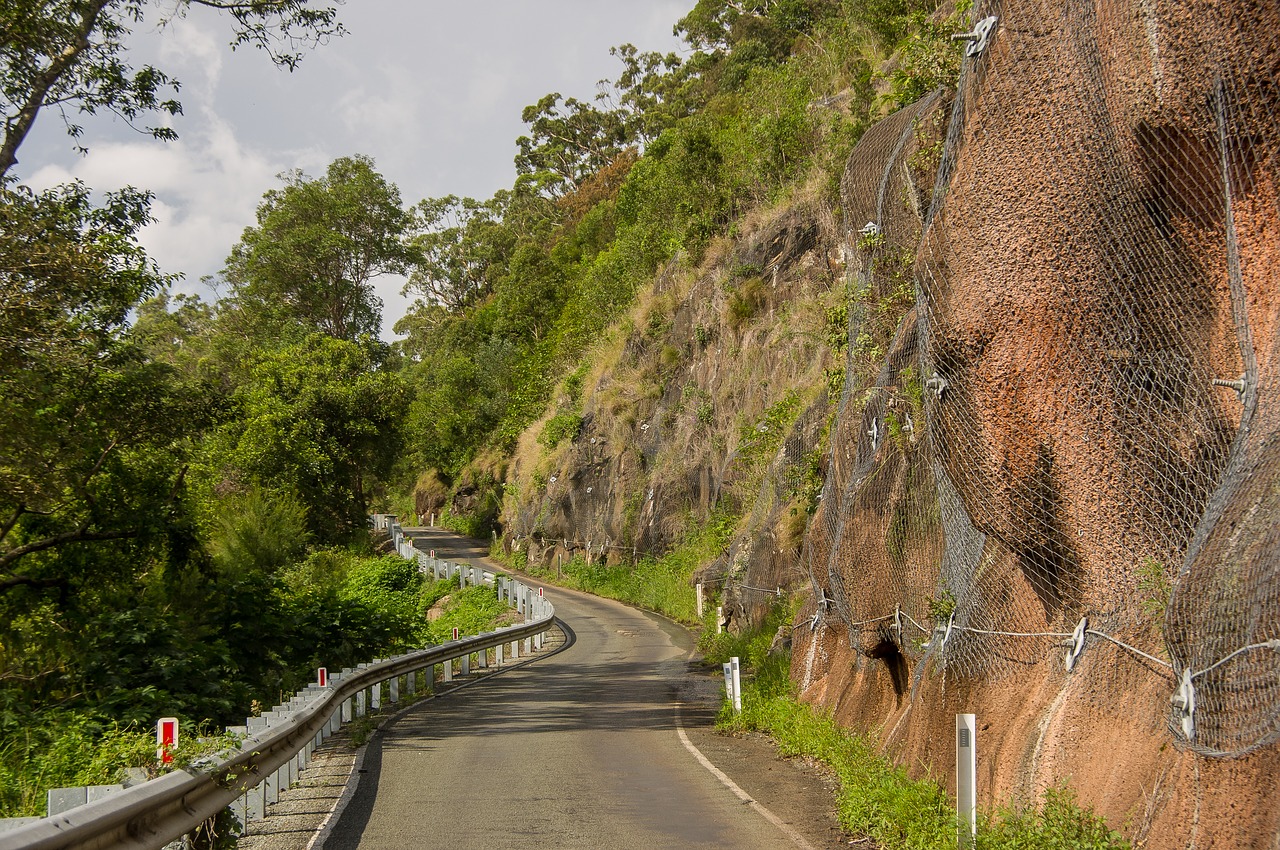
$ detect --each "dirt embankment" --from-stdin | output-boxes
[795,0,1280,846]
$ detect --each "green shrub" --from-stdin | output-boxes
[423,584,510,644]
[726,276,768,329]
[539,411,584,448]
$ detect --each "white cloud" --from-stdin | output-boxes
[24,111,281,292]
[156,18,225,100]
[14,0,690,339]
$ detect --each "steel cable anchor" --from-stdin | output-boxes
[1063,617,1088,672]
[952,16,998,57]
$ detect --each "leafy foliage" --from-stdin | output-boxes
[222,155,418,342]
[0,0,342,178]
[200,334,410,543]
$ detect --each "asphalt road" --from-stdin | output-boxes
[323,530,826,850]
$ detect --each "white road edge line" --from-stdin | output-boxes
[305,745,363,850]
[673,704,821,850]
[304,629,569,849]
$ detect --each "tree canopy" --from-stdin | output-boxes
[222,155,417,342]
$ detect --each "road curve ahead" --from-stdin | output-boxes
[323,531,808,850]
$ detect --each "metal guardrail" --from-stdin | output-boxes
[0,521,554,850]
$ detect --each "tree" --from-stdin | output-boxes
[406,193,515,313]
[202,334,411,541]
[130,289,217,379]
[515,92,629,198]
[222,155,418,342]
[0,181,198,592]
[602,44,703,146]
[0,0,342,178]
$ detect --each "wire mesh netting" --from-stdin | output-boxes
[804,0,1279,757]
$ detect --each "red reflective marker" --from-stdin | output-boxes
[317,667,328,687]
[157,717,178,764]
[452,627,459,640]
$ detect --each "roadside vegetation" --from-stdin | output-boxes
[2,0,996,831]
[493,512,739,624]
[704,618,1130,850]
[0,560,508,817]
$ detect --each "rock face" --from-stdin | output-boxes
[502,194,841,606]
[795,0,1280,844]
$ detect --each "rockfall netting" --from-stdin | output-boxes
[805,0,1280,757]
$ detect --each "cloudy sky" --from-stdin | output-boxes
[16,1,691,339]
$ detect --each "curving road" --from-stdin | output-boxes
[322,530,827,850]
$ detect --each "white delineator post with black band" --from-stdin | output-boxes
[956,713,976,848]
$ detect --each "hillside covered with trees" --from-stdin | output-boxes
[1,0,953,816]
[6,0,1278,846]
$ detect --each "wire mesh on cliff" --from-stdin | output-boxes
[804,0,1280,757]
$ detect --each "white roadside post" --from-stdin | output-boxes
[722,662,733,703]
[696,582,704,618]
[730,656,742,713]
[535,588,546,649]
[956,713,977,848]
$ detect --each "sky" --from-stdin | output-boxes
[16,1,691,339]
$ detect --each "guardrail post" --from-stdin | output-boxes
[730,656,742,713]
[524,636,532,654]
[511,638,519,659]
[265,769,278,806]
[247,782,265,821]
[355,689,366,718]
[371,681,381,712]
[460,651,470,676]
[495,642,504,665]
[443,658,453,683]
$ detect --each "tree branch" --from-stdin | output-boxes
[0,505,25,545]
[0,573,69,593]
[0,0,110,179]
[0,527,138,573]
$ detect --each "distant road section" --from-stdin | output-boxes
[323,530,817,850]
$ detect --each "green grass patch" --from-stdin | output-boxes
[422,583,511,644]
[717,634,1128,849]
[499,512,738,624]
